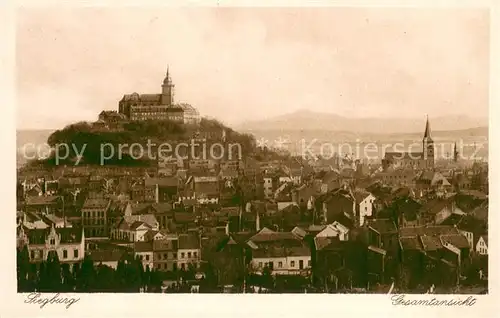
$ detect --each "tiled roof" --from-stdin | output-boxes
[152,203,173,214]
[90,249,127,263]
[228,232,254,245]
[26,226,83,245]
[471,200,488,221]
[400,225,459,238]
[26,196,60,205]
[459,190,488,200]
[134,241,153,253]
[121,93,161,102]
[174,212,195,224]
[291,227,307,239]
[252,244,311,258]
[145,177,179,187]
[153,238,176,251]
[440,234,470,249]
[249,229,301,244]
[399,236,422,251]
[385,152,424,160]
[368,219,397,234]
[307,224,327,234]
[420,235,443,251]
[129,221,151,231]
[124,214,158,229]
[178,234,200,249]
[82,198,110,209]
[440,213,463,226]
[27,228,48,245]
[420,198,454,215]
[368,245,387,255]
[58,227,83,244]
[220,206,240,217]
[314,236,345,251]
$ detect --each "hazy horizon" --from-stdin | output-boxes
[17,7,489,130]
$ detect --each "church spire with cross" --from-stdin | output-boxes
[161,65,175,105]
[423,114,432,140]
[422,115,435,168]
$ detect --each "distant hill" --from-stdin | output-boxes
[238,109,488,134]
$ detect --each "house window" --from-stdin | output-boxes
[308,260,311,267]
[50,238,55,245]
[30,250,35,259]
[290,261,295,268]
[193,252,198,258]
[145,255,150,261]
[163,253,168,259]
[63,250,68,259]
[181,252,185,258]
[73,249,79,258]
[181,263,185,270]
[299,260,304,269]
[278,262,283,268]
[188,252,192,258]
[268,262,274,270]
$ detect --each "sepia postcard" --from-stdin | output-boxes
[1,1,499,317]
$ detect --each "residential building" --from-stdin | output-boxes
[178,233,201,270]
[81,198,111,238]
[382,116,434,170]
[134,241,154,270]
[22,225,85,264]
[247,228,311,276]
[476,235,488,255]
[153,236,178,271]
[118,68,200,124]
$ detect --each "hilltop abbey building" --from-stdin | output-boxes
[118,67,201,124]
[382,116,435,170]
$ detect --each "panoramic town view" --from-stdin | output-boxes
[16,8,488,294]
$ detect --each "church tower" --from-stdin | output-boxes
[422,115,435,168]
[161,66,175,105]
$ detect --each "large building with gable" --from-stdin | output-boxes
[118,67,201,124]
[382,116,435,170]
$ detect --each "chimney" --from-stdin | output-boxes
[256,209,261,232]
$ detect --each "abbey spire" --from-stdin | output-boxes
[423,114,432,140]
[422,115,435,168]
[161,65,175,105]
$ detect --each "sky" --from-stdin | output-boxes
[16,7,489,130]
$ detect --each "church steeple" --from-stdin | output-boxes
[422,115,435,169]
[161,65,174,105]
[423,115,432,140]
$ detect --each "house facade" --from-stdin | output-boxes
[22,225,85,264]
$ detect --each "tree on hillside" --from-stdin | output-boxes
[16,246,30,292]
[95,264,117,292]
[38,251,62,292]
[75,255,96,292]
[60,263,75,292]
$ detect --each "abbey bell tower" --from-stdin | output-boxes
[422,115,435,168]
[161,66,175,105]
